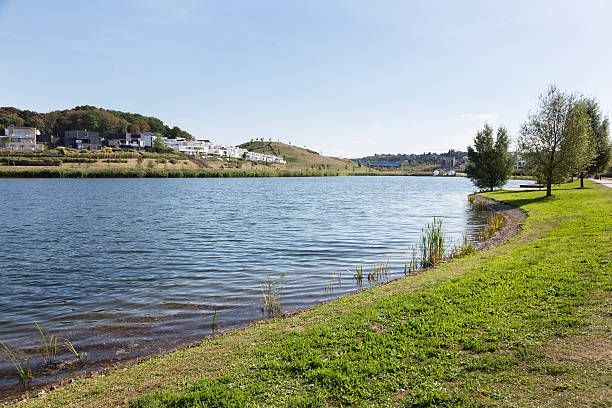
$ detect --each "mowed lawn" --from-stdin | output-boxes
[12,181,611,407]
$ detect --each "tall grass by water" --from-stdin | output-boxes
[481,212,505,239]
[0,343,31,387]
[419,217,446,268]
[261,273,286,317]
[34,322,58,368]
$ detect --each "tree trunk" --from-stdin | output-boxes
[546,181,552,197]
[580,173,584,188]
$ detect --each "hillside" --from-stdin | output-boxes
[0,106,192,139]
[356,149,467,165]
[239,141,352,170]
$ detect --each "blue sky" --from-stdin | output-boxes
[1,0,610,157]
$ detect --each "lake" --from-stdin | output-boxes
[0,176,526,392]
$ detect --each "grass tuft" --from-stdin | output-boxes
[419,217,446,268]
[34,322,59,368]
[480,212,505,240]
[261,273,286,318]
[1,342,32,386]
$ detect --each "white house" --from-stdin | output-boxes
[164,138,212,155]
[1,126,40,151]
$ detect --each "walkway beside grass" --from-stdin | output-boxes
[592,177,612,188]
[11,181,612,408]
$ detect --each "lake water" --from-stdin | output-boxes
[0,176,527,392]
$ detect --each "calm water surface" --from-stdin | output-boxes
[0,176,527,392]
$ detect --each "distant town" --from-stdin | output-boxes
[0,126,286,164]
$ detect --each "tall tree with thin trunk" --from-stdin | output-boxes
[583,98,612,181]
[466,123,514,192]
[518,85,594,196]
[563,102,596,188]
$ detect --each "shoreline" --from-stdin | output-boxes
[2,192,525,405]
[0,167,446,178]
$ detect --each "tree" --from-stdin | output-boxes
[583,98,612,179]
[518,85,595,196]
[465,123,514,192]
[152,134,172,153]
[563,102,595,188]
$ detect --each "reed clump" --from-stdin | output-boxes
[35,322,59,368]
[64,339,88,362]
[419,217,446,268]
[261,273,286,318]
[451,234,476,258]
[481,212,505,240]
[405,245,418,275]
[353,266,364,285]
[1,343,32,386]
[367,261,389,283]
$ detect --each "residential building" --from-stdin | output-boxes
[1,126,40,151]
[64,130,102,150]
[244,150,286,164]
[104,132,129,148]
[126,133,145,149]
[37,134,58,146]
[164,138,212,155]
[140,132,158,148]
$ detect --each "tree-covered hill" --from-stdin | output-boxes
[0,106,192,139]
[355,149,467,165]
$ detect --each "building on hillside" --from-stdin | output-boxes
[164,138,212,155]
[126,133,145,149]
[1,126,40,151]
[140,132,158,148]
[104,132,128,148]
[515,159,526,169]
[64,130,102,150]
[37,134,58,146]
[244,151,286,163]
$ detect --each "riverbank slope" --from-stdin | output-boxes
[9,181,611,407]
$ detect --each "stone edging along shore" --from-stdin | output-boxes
[471,195,526,252]
[4,193,526,405]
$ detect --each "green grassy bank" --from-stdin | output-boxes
[9,181,611,407]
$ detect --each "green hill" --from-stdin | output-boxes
[0,106,192,139]
[239,141,352,170]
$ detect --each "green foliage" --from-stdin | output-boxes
[64,339,87,362]
[451,234,476,258]
[466,124,514,191]
[366,261,389,283]
[519,85,596,196]
[261,273,286,318]
[353,266,364,285]
[480,212,505,240]
[583,98,612,175]
[0,106,192,139]
[151,135,175,154]
[1,342,32,386]
[419,217,446,268]
[35,322,59,368]
[0,157,62,166]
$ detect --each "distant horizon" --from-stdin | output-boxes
[1,1,611,157]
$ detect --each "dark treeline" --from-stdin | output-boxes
[354,149,467,165]
[0,106,193,139]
